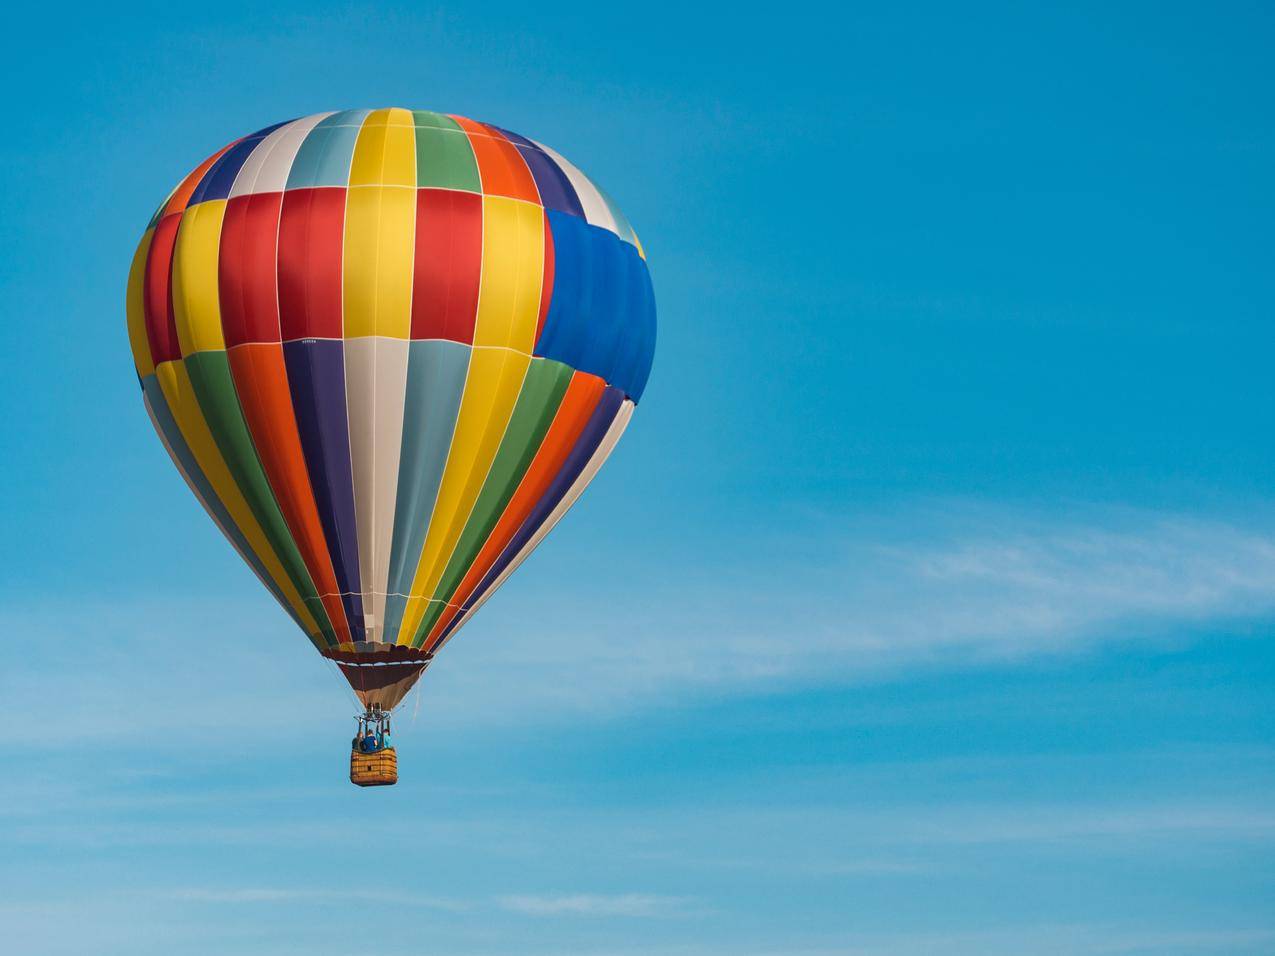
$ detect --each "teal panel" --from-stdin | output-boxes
[381,340,471,643]
[286,109,372,189]
[412,358,571,643]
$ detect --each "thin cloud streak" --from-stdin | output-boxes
[429,504,1275,718]
[163,887,686,918]
[6,503,1275,730]
[168,887,471,910]
[516,925,1275,956]
[497,893,692,917]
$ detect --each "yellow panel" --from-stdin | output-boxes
[344,109,420,338]
[396,348,531,643]
[342,185,416,339]
[172,200,228,355]
[126,229,155,378]
[349,108,416,187]
[473,196,545,353]
[153,360,322,640]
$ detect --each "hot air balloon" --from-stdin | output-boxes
[125,109,655,786]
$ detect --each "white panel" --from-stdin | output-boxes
[229,113,330,198]
[250,113,333,194]
[531,139,619,235]
[345,337,410,644]
[437,400,634,650]
[594,182,640,248]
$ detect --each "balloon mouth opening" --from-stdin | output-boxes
[324,645,433,711]
[322,643,434,665]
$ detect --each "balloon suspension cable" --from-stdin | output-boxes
[354,703,393,743]
[322,654,363,712]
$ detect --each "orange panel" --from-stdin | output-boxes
[226,342,352,642]
[450,116,540,203]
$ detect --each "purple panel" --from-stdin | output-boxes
[491,125,537,149]
[282,339,365,639]
[190,120,291,204]
[491,126,585,218]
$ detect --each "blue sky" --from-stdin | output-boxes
[2,2,1273,953]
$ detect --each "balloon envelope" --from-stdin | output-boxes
[126,109,655,709]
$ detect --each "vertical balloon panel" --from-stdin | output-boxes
[127,108,655,711]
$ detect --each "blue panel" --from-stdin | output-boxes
[287,109,371,189]
[536,209,591,370]
[605,240,640,395]
[580,225,622,378]
[536,211,656,400]
[610,247,656,401]
[629,264,657,400]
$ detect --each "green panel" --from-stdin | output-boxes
[183,351,338,648]
[411,359,572,644]
[413,116,481,192]
[142,373,316,647]
[412,110,463,130]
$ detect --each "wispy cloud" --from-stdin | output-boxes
[830,801,1275,847]
[423,503,1275,719]
[7,502,1275,732]
[165,886,686,918]
[171,888,308,903]
[497,893,692,917]
[900,511,1275,640]
[167,887,471,910]
[504,925,1275,956]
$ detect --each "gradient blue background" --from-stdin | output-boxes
[1,2,1273,953]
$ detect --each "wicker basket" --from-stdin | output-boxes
[350,747,398,787]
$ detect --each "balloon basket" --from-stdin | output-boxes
[350,705,397,787]
[350,747,398,787]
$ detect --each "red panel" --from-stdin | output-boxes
[422,371,607,651]
[227,343,352,643]
[143,213,183,364]
[278,187,347,341]
[411,188,483,342]
[450,116,540,203]
[219,192,284,346]
[534,210,555,347]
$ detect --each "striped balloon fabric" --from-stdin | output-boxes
[126,109,655,709]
